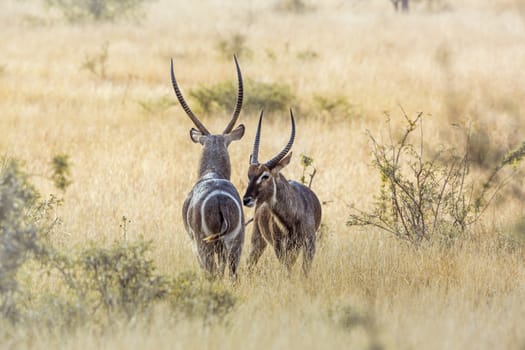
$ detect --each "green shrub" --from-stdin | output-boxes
[0,156,237,333]
[81,42,109,79]
[45,0,155,23]
[138,95,176,115]
[37,243,236,326]
[0,159,41,322]
[34,240,236,328]
[51,154,72,192]
[78,240,170,319]
[313,94,354,120]
[169,271,237,324]
[328,304,382,350]
[296,49,318,61]
[274,0,313,13]
[189,79,294,115]
[300,154,317,188]
[217,33,252,60]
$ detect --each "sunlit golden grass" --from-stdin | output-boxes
[1,0,525,348]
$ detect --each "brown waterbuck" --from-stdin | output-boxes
[243,110,322,275]
[170,56,245,281]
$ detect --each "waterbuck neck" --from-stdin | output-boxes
[275,172,289,195]
[198,139,232,180]
[265,173,293,210]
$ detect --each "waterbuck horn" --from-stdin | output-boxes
[170,58,210,135]
[250,110,264,165]
[223,55,244,134]
[265,109,296,169]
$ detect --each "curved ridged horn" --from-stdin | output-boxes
[250,110,264,165]
[223,55,244,134]
[265,109,296,169]
[170,58,210,135]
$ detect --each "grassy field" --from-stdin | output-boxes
[1,0,525,349]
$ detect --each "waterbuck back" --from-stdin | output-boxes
[171,56,245,280]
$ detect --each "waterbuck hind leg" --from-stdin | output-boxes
[215,243,227,278]
[197,243,218,279]
[247,224,267,272]
[227,239,243,283]
[302,231,316,276]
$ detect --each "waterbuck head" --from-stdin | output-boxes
[243,110,295,208]
[170,56,245,180]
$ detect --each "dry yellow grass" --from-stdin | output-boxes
[1,0,525,348]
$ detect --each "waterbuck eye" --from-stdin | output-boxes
[257,172,270,184]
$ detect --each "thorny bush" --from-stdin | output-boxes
[347,112,525,246]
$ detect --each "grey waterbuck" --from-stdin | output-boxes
[170,56,245,280]
[243,110,322,275]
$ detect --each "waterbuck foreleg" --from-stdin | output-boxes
[247,223,267,271]
[302,229,316,276]
[277,240,300,275]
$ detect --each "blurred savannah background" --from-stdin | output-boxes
[1,0,525,349]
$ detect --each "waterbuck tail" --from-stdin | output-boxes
[202,212,230,243]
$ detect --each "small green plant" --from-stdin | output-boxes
[45,0,155,23]
[296,49,318,61]
[81,42,109,79]
[169,271,236,324]
[245,80,294,114]
[78,239,171,319]
[313,94,354,119]
[188,82,228,114]
[274,0,313,13]
[217,33,252,60]
[328,304,383,350]
[300,154,317,188]
[189,79,294,115]
[138,95,176,115]
[265,48,277,62]
[51,154,72,192]
[119,215,131,241]
[21,15,51,27]
[347,111,525,246]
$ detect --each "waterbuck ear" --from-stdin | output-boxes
[225,124,245,144]
[272,152,292,173]
[190,128,206,144]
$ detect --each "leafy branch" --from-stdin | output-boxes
[347,111,525,246]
